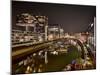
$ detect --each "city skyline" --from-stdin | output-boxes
[12,1,96,33]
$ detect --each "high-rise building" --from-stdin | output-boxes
[12,13,48,43]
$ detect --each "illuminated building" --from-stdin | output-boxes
[48,24,64,40]
[12,13,48,43]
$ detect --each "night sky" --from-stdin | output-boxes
[12,1,96,33]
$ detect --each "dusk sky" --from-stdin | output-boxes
[12,1,96,33]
